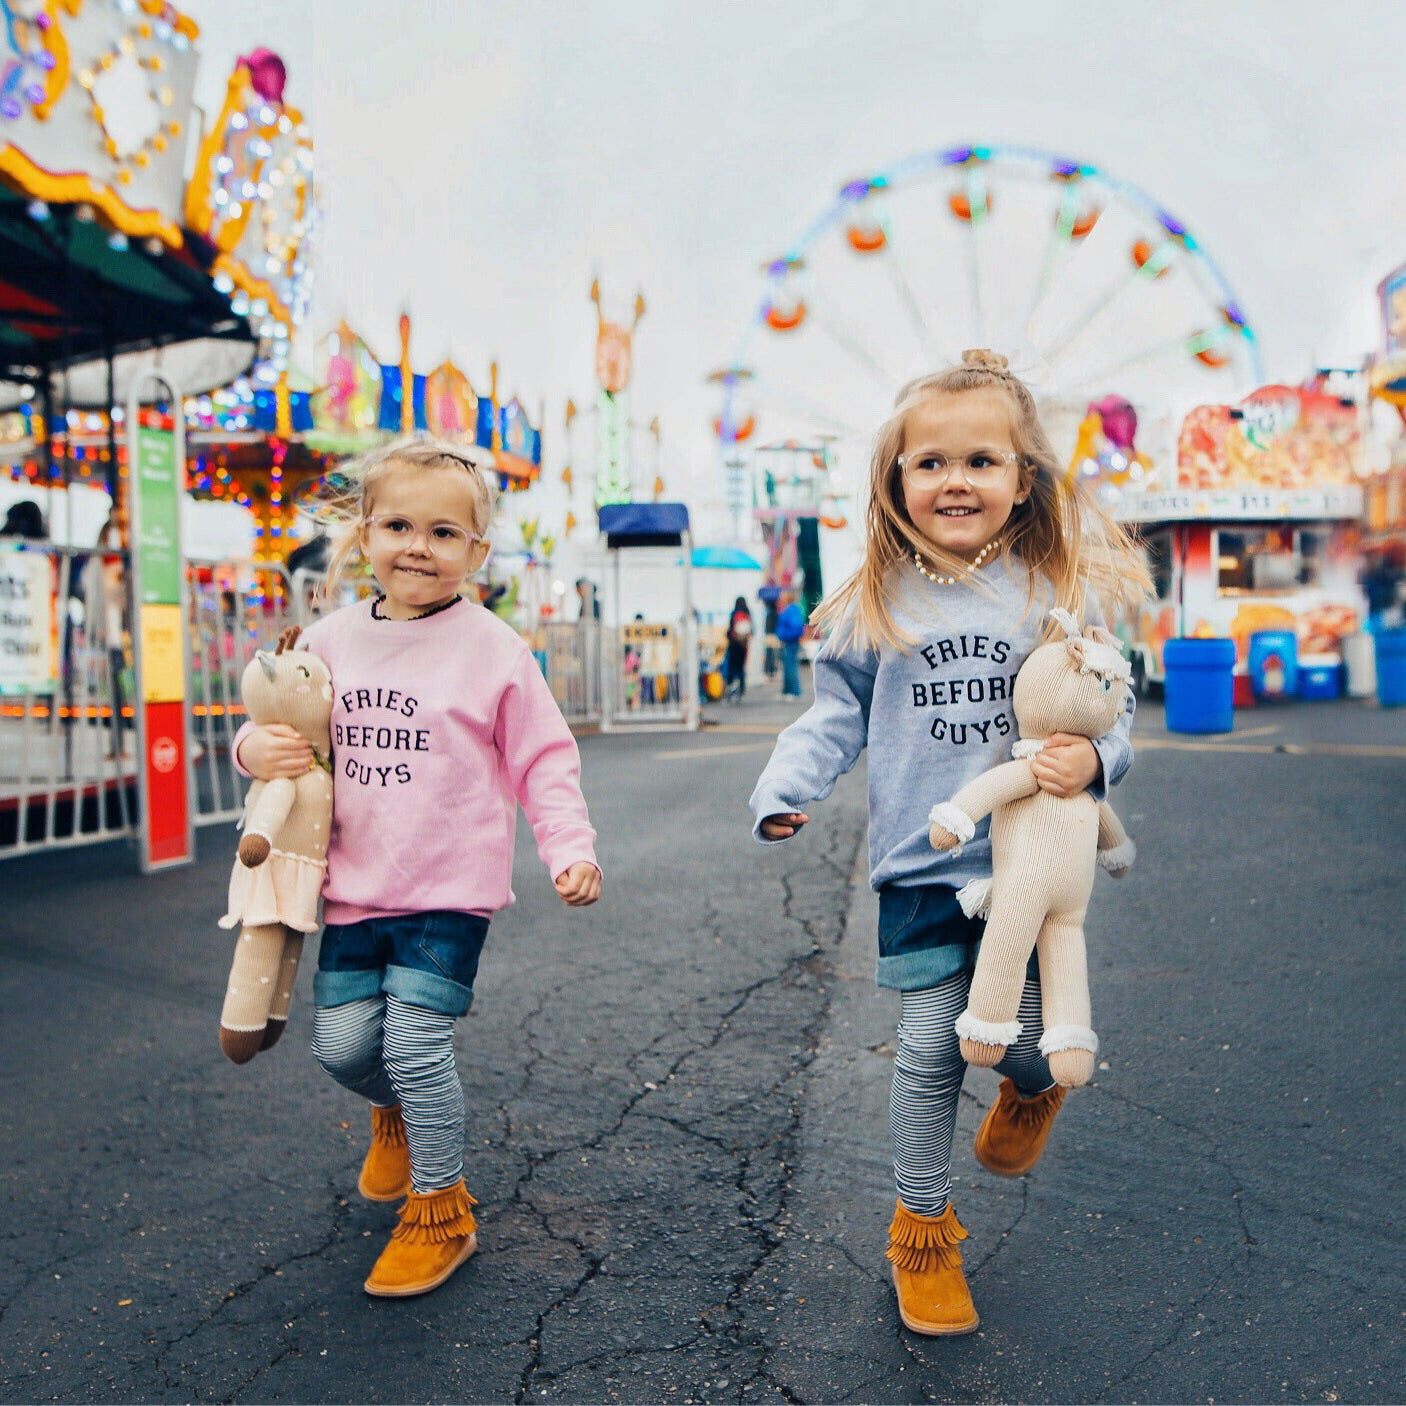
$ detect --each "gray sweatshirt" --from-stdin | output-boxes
[748,557,1134,893]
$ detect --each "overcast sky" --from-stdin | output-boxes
[182,0,1406,511]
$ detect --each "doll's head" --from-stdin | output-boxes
[1012,609,1131,740]
[242,627,334,748]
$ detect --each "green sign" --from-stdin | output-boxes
[135,426,182,605]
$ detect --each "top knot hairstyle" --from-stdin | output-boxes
[961,347,1009,373]
[811,350,1151,653]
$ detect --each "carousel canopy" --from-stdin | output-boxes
[0,189,254,385]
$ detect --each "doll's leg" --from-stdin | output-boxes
[1034,911,1096,1088]
[312,997,397,1106]
[889,974,970,1217]
[382,995,463,1193]
[957,883,1046,1067]
[993,978,1055,1095]
[220,922,288,1065]
[259,931,305,1051]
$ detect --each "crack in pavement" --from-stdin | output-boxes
[508,814,866,1402]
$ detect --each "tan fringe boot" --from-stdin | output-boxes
[886,1200,979,1335]
[364,1179,478,1297]
[357,1104,411,1202]
[974,1077,1066,1177]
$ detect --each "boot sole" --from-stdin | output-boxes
[898,1304,980,1336]
[364,1234,477,1298]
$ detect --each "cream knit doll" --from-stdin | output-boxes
[927,608,1135,1087]
[218,627,334,1063]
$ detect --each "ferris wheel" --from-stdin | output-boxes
[713,144,1264,489]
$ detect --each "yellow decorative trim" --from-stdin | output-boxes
[0,145,183,247]
[34,0,75,122]
[183,63,253,239]
[210,252,292,328]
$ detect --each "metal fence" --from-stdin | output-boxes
[0,549,304,858]
[1,544,135,856]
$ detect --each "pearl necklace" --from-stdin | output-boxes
[912,539,1000,585]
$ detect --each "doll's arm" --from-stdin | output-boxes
[237,777,296,866]
[929,760,1038,851]
[1095,800,1136,876]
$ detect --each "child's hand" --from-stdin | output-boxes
[238,723,314,781]
[554,862,601,907]
[760,811,809,841]
[1031,734,1101,799]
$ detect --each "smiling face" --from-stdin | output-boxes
[899,388,1029,562]
[360,462,490,619]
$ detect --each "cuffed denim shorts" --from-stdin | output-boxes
[314,910,490,1017]
[875,883,1038,993]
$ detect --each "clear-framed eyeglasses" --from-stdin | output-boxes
[365,515,485,560]
[897,449,1023,489]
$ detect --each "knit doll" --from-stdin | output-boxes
[927,608,1135,1088]
[218,627,334,1063]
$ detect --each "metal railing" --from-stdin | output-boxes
[1,544,135,857]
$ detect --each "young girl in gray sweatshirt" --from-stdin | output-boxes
[750,350,1150,1336]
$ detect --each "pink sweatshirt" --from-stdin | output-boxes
[235,598,597,925]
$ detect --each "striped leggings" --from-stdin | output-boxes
[890,970,1053,1218]
[311,995,463,1193]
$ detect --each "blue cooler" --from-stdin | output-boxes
[1375,630,1406,707]
[1248,630,1299,699]
[1163,637,1235,733]
[1297,654,1342,700]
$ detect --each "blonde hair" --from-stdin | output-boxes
[319,437,496,599]
[812,349,1152,652]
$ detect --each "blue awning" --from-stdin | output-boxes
[598,502,691,548]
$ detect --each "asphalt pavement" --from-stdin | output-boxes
[1,681,1403,1405]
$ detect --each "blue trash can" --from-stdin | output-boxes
[1163,638,1235,733]
[1375,629,1406,707]
[1247,630,1298,699]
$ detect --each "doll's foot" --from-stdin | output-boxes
[259,1018,286,1051]
[219,1023,266,1065]
[974,1077,1066,1176]
[886,1201,979,1335]
[958,1037,1005,1068]
[1040,1024,1098,1089]
[364,1180,478,1297]
[955,1011,1020,1069]
[1047,1047,1094,1088]
[358,1104,412,1201]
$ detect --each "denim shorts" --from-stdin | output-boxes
[876,883,1038,993]
[314,910,490,1017]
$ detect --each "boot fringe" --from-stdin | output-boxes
[394,1180,478,1244]
[886,1201,968,1272]
[371,1103,407,1147]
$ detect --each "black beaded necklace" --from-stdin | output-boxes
[370,594,464,623]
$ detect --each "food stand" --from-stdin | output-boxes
[1117,385,1366,698]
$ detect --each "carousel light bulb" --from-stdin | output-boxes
[230,112,248,131]
[215,155,234,174]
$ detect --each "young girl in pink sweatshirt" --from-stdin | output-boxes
[236,439,600,1298]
